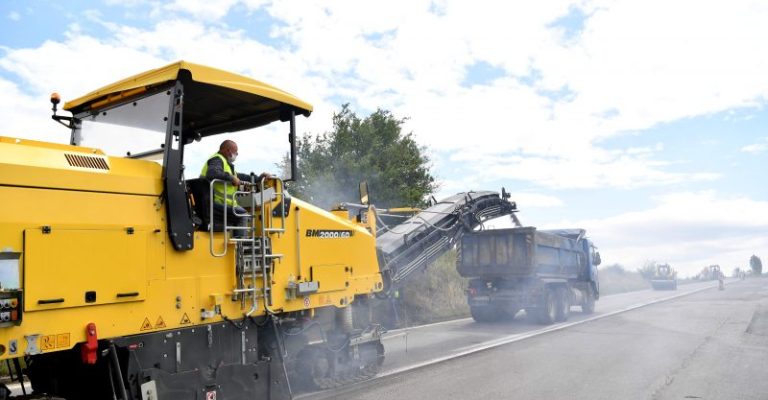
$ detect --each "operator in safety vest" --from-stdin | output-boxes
[201,140,270,236]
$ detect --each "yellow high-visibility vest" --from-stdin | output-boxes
[200,153,236,206]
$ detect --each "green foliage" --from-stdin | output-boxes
[0,357,25,380]
[750,255,763,275]
[281,104,436,209]
[696,264,723,280]
[636,260,658,281]
[397,250,469,325]
[600,263,649,295]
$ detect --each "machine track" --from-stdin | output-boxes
[295,341,384,391]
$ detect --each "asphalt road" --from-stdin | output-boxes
[305,278,768,400]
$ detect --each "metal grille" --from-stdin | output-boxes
[64,154,110,170]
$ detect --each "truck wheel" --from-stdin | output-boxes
[555,287,570,322]
[581,288,595,314]
[470,305,498,323]
[536,288,557,325]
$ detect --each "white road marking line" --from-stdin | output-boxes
[377,281,724,379]
[296,280,735,399]
[383,317,473,336]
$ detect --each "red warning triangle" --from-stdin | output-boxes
[179,313,191,325]
[155,316,167,329]
[140,317,153,331]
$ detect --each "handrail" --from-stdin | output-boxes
[209,178,230,257]
[251,175,287,316]
[205,176,287,317]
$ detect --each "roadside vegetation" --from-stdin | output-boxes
[750,255,763,275]
[597,263,649,295]
[397,250,469,325]
[281,104,436,209]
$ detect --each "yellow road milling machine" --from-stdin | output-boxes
[650,263,677,290]
[0,62,517,400]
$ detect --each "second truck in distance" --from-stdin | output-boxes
[458,227,601,324]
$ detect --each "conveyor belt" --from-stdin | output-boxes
[375,191,517,294]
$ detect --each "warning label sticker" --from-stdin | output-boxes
[303,296,310,308]
[179,313,191,325]
[140,317,153,331]
[40,335,55,351]
[56,333,70,349]
[38,333,71,352]
[155,316,167,329]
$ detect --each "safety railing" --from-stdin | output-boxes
[205,176,287,316]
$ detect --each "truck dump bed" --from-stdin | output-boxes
[458,227,587,280]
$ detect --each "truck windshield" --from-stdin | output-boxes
[75,89,171,161]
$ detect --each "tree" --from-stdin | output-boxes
[603,263,628,275]
[637,260,657,281]
[750,255,762,275]
[281,104,436,209]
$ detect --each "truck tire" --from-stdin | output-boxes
[536,288,557,325]
[555,286,570,322]
[470,305,498,323]
[581,288,595,314]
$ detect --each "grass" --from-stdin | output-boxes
[0,358,25,383]
[597,264,650,295]
[398,250,469,325]
[369,250,470,328]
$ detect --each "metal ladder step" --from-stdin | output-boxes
[204,176,288,313]
[232,288,266,296]
[229,237,257,244]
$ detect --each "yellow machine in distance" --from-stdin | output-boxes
[0,61,386,399]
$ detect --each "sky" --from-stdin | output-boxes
[1,0,766,277]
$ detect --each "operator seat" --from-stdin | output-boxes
[187,178,249,233]
[186,178,212,231]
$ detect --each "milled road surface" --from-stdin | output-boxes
[306,278,768,400]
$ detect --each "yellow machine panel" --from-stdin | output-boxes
[24,229,148,311]
[311,265,351,294]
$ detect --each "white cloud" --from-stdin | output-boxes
[741,137,768,154]
[262,0,767,189]
[0,16,335,173]
[545,0,768,134]
[446,144,719,190]
[0,1,764,280]
[545,191,768,277]
[8,11,21,21]
[163,0,242,21]
[511,193,564,208]
[0,0,765,190]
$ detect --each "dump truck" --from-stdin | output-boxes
[650,263,677,290]
[0,61,516,399]
[458,227,600,324]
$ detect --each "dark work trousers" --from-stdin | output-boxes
[212,202,249,238]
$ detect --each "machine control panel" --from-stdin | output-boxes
[0,291,23,327]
